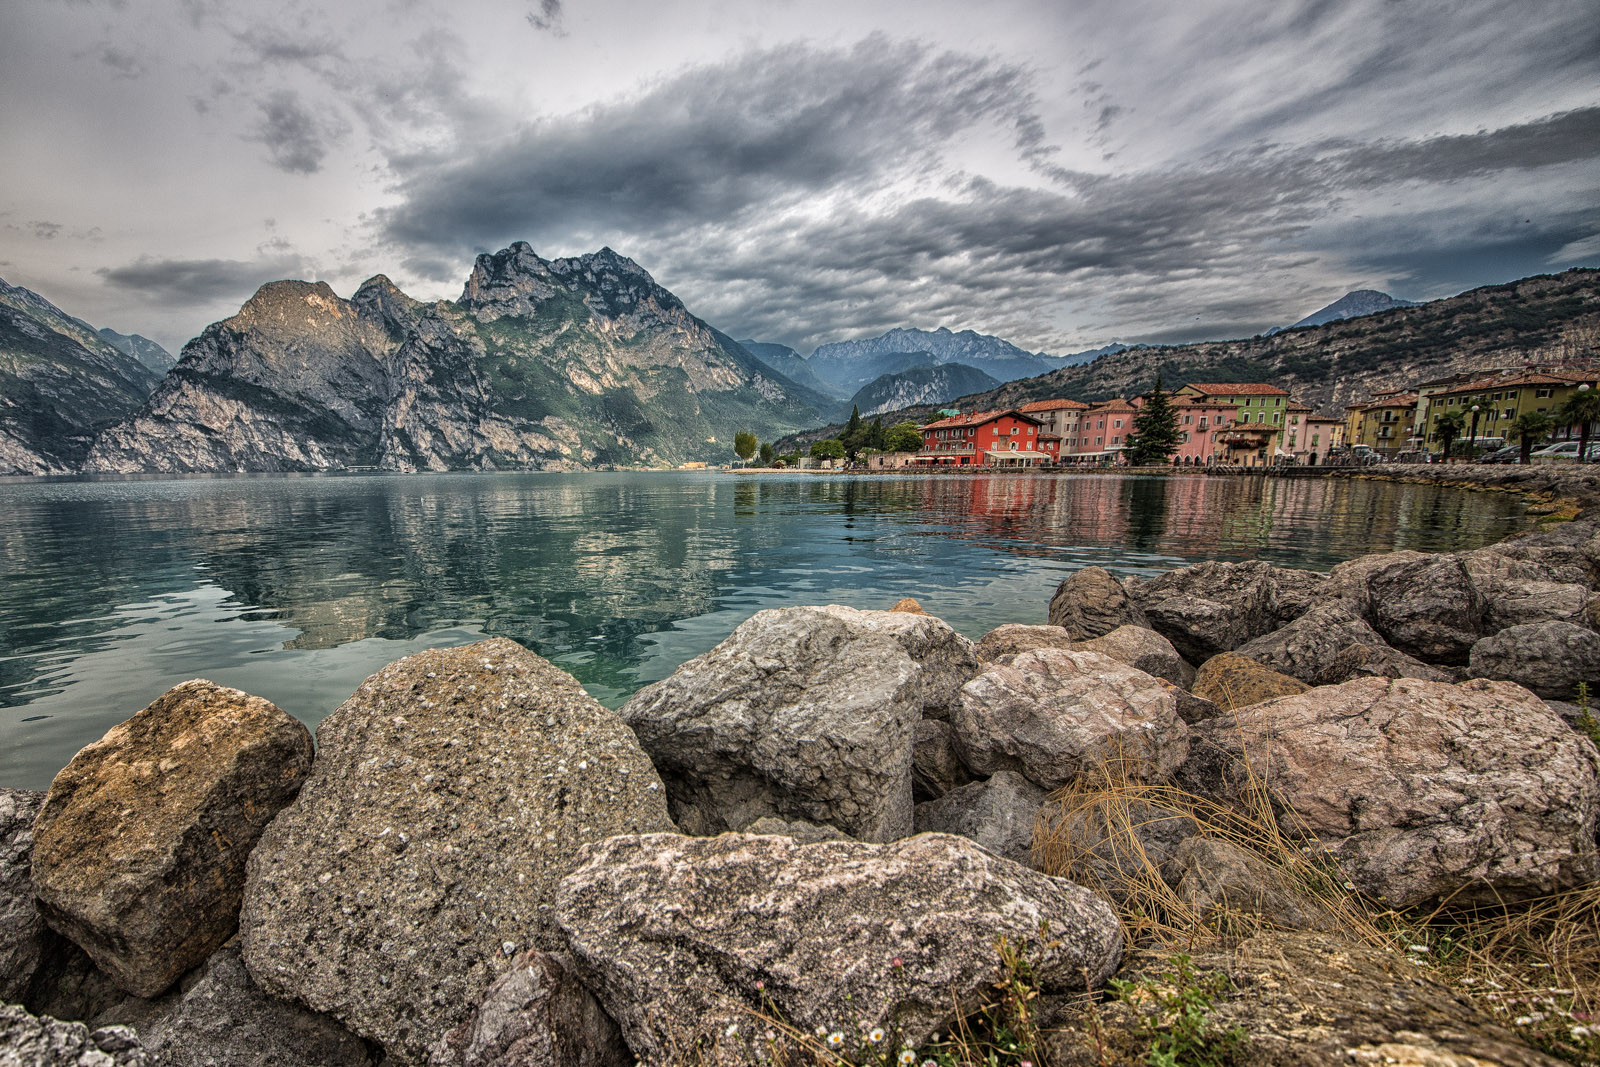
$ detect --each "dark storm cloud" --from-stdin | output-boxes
[249,89,339,174]
[379,37,1058,251]
[526,0,564,34]
[97,252,309,307]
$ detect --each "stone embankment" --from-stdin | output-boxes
[4,471,1600,1064]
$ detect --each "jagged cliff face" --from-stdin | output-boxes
[849,363,1000,416]
[0,278,160,474]
[85,244,826,473]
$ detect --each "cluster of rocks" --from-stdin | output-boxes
[4,509,1599,1065]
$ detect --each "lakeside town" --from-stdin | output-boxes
[792,362,1600,472]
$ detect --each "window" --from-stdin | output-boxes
[1537,388,1553,398]
[1198,417,1207,429]
[1184,415,1193,425]
[1114,419,1123,429]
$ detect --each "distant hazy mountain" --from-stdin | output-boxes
[736,339,844,398]
[1278,290,1418,332]
[97,327,176,375]
[84,243,831,474]
[1062,342,1136,365]
[807,327,1067,394]
[849,362,1000,416]
[0,277,161,474]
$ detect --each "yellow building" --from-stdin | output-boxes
[1422,372,1598,453]
[1344,391,1419,457]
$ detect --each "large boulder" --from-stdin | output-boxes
[1460,549,1595,632]
[429,951,630,1067]
[1324,549,1431,615]
[1363,555,1485,664]
[1311,641,1455,686]
[951,650,1188,790]
[1190,652,1310,711]
[1077,625,1195,688]
[1232,602,1420,686]
[1159,838,1316,929]
[240,639,675,1067]
[31,681,313,997]
[621,606,948,840]
[1468,621,1600,700]
[912,771,1047,865]
[1047,566,1149,639]
[973,623,1074,663]
[1186,677,1600,907]
[117,943,374,1067]
[0,1005,144,1066]
[1127,561,1327,663]
[553,832,1123,1062]
[1,789,50,1003]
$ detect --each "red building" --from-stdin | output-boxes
[916,409,1060,467]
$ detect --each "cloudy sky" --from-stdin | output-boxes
[1,0,1596,357]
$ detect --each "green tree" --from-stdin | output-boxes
[1561,388,1600,463]
[758,441,775,465]
[1432,409,1466,461]
[733,430,757,467]
[885,421,926,452]
[1512,411,1554,465]
[809,438,845,463]
[1124,376,1182,466]
[839,405,870,462]
[867,416,887,452]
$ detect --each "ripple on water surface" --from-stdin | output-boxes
[0,471,1531,788]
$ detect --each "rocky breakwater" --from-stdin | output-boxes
[4,533,1598,1064]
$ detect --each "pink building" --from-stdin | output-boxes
[1167,399,1237,465]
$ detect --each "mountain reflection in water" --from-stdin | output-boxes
[0,471,1529,788]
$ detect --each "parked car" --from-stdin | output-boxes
[1479,445,1522,464]
[1529,441,1600,460]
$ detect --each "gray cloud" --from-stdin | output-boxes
[231,25,345,67]
[249,89,340,174]
[379,37,1055,251]
[96,45,144,78]
[526,0,564,34]
[97,252,310,307]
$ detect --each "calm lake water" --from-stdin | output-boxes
[0,471,1531,789]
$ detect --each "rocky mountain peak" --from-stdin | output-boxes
[234,281,350,329]
[460,243,561,320]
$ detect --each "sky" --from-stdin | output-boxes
[1,0,1596,358]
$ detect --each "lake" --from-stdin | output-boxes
[0,470,1531,789]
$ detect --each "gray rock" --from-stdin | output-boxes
[1128,560,1327,663]
[1078,625,1195,688]
[31,681,313,998]
[554,832,1123,1061]
[1162,682,1226,725]
[911,719,972,801]
[1233,602,1392,685]
[430,951,629,1067]
[1324,549,1431,616]
[116,943,374,1067]
[1047,566,1149,640]
[974,623,1074,663]
[1364,554,1484,664]
[1186,677,1600,908]
[1460,549,1595,632]
[0,1004,144,1066]
[1310,641,1455,686]
[951,649,1188,790]
[912,772,1047,864]
[0,788,50,1003]
[240,639,674,1067]
[1159,838,1315,929]
[1468,621,1600,700]
[738,817,850,843]
[620,606,925,840]
[1038,799,1199,903]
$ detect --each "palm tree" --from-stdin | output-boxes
[1432,409,1467,462]
[1561,388,1600,464]
[1512,411,1554,464]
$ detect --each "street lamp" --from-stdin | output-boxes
[1468,403,1481,461]
[1580,383,1592,464]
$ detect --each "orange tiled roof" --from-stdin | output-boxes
[1183,382,1291,397]
[1019,398,1091,413]
[1088,398,1137,412]
[1431,372,1592,396]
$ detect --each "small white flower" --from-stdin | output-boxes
[899,1052,917,1065]
[869,1027,885,1044]
[725,1023,739,1038]
[1515,1016,1534,1026]
[827,1032,845,1048]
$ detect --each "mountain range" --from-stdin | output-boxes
[0,276,162,474]
[80,244,832,474]
[774,269,1599,451]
